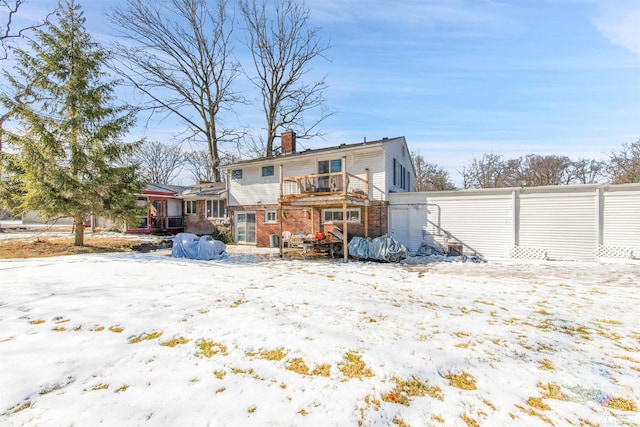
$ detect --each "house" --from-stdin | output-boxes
[124,183,187,235]
[220,131,415,257]
[178,181,228,235]
[125,182,228,235]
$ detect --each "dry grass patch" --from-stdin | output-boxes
[29,319,45,325]
[603,397,638,412]
[444,372,477,391]
[527,397,551,411]
[382,377,443,406]
[596,319,623,325]
[196,340,227,358]
[85,383,109,391]
[461,414,480,427]
[338,351,374,380]
[287,358,310,375]
[129,331,163,344]
[256,348,287,361]
[392,417,409,427]
[0,236,155,259]
[160,336,189,347]
[311,363,331,377]
[108,326,124,333]
[115,385,129,393]
[6,401,31,415]
[537,359,555,371]
[538,383,567,401]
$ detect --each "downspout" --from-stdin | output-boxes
[342,156,348,261]
[279,164,284,258]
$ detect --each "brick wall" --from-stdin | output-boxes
[184,199,226,235]
[229,201,390,247]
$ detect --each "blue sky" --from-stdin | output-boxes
[6,0,640,185]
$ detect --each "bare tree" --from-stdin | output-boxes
[519,154,573,186]
[183,150,215,183]
[109,0,241,182]
[460,153,519,189]
[606,139,640,184]
[1,0,55,59]
[570,158,605,184]
[134,140,183,184]
[240,0,331,156]
[412,152,456,191]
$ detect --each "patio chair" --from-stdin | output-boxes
[282,231,292,248]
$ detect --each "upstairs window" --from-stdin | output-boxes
[393,159,409,191]
[231,169,243,180]
[262,165,275,177]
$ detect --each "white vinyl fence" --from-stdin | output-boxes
[389,183,640,261]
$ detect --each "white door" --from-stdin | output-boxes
[389,208,410,248]
[235,211,256,244]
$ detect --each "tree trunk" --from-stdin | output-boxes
[74,215,84,246]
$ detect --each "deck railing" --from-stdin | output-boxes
[281,172,368,200]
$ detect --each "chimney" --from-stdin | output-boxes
[281,130,296,155]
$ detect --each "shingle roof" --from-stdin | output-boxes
[220,136,405,168]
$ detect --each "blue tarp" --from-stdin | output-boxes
[348,235,408,263]
[171,233,228,260]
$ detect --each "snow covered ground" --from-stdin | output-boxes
[1,245,639,426]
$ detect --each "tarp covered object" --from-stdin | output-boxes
[348,235,408,263]
[171,233,228,260]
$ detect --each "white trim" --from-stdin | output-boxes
[184,200,197,215]
[264,210,277,224]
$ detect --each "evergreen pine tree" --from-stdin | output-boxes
[0,0,146,245]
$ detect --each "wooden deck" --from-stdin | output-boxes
[278,171,368,206]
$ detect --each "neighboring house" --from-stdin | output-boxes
[124,183,187,235]
[178,181,228,235]
[20,181,229,235]
[220,131,415,254]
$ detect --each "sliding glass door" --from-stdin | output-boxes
[235,212,256,244]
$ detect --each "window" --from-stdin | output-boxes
[206,199,224,218]
[261,165,275,177]
[264,210,277,224]
[318,159,342,174]
[185,200,197,215]
[232,169,243,180]
[318,159,342,190]
[393,158,409,191]
[322,208,360,224]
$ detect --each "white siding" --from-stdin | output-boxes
[228,163,281,206]
[425,194,513,258]
[519,191,596,260]
[226,146,388,206]
[389,193,428,251]
[390,184,640,261]
[383,138,414,197]
[390,192,513,258]
[602,188,640,255]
